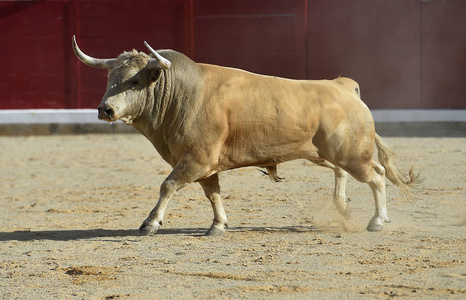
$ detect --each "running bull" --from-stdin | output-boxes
[72,36,421,235]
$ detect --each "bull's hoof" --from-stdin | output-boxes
[205,226,226,236]
[343,204,352,220]
[138,222,160,235]
[366,224,383,232]
[334,197,352,220]
[366,215,388,232]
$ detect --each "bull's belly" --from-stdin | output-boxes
[216,140,320,172]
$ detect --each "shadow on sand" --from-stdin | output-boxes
[0,225,321,242]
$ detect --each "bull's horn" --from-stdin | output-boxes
[144,41,171,70]
[72,35,116,69]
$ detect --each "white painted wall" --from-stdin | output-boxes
[0,109,465,124]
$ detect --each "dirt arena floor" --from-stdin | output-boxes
[0,134,465,299]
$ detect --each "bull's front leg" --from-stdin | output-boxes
[138,177,187,235]
[199,174,228,236]
[138,156,212,235]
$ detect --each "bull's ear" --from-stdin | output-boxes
[149,69,162,83]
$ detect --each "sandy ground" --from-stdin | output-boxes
[0,134,465,299]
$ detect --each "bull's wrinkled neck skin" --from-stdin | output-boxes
[130,67,169,139]
[131,51,204,165]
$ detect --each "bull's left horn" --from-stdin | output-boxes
[144,41,171,70]
[72,35,116,69]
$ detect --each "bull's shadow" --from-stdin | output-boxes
[0,225,320,242]
[0,228,205,242]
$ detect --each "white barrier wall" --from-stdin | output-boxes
[0,109,465,124]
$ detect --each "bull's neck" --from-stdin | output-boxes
[131,68,172,138]
[131,55,204,162]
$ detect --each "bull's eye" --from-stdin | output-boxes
[131,79,139,87]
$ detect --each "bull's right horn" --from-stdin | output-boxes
[144,41,171,70]
[72,35,116,69]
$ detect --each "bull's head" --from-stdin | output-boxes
[72,36,171,125]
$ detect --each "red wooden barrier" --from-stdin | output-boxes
[0,0,464,110]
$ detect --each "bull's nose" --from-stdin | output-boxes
[97,105,115,120]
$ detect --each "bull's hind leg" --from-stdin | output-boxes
[199,174,228,236]
[345,159,391,231]
[366,161,391,231]
[310,159,351,219]
[333,167,352,219]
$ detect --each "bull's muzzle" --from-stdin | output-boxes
[97,105,115,121]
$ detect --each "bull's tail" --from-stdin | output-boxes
[375,134,422,199]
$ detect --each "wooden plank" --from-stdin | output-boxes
[194,0,307,79]
[306,0,421,109]
[421,0,466,108]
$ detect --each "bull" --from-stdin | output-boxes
[72,36,420,235]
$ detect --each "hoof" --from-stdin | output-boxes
[138,221,160,235]
[366,224,383,232]
[205,226,226,236]
[334,196,352,220]
[343,204,352,220]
